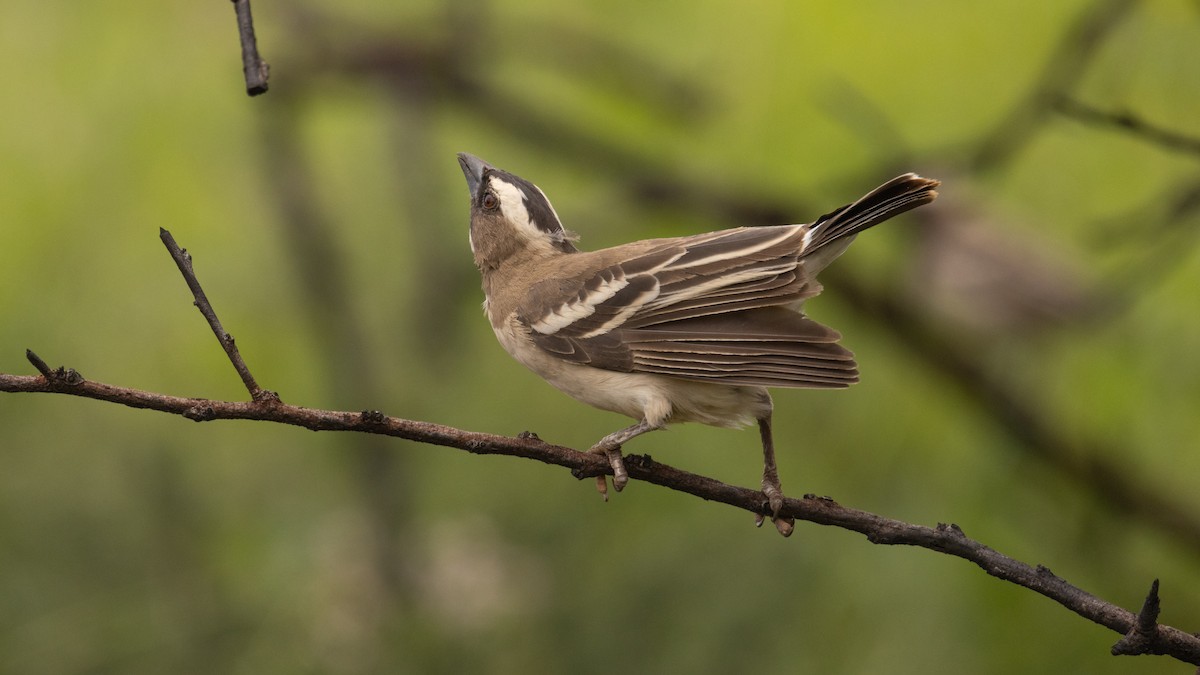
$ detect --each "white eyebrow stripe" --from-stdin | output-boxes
[490,178,539,241]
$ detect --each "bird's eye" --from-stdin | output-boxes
[482,193,498,210]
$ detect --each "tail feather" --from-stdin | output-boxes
[802,173,940,257]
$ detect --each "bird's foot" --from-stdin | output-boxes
[588,443,629,501]
[763,480,785,517]
[755,477,794,537]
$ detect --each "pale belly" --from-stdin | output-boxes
[493,317,772,428]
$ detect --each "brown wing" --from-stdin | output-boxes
[524,226,858,388]
[523,173,938,388]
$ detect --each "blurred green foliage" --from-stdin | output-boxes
[3,0,1200,673]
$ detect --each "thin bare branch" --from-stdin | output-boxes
[231,0,269,96]
[159,228,276,403]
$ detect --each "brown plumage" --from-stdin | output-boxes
[458,153,939,535]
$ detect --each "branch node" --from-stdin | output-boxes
[625,453,654,469]
[26,350,85,387]
[462,438,489,453]
[517,430,541,441]
[184,405,217,422]
[936,522,968,538]
[252,389,282,405]
[59,367,85,386]
[1112,579,1164,656]
[1035,564,1063,582]
[358,409,387,427]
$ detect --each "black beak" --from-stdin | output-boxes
[457,152,489,198]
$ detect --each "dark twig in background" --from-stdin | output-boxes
[971,0,1138,171]
[1084,175,1200,324]
[256,103,416,607]
[231,0,269,95]
[1056,98,1200,158]
[3,231,1200,668]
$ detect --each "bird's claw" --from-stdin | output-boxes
[594,475,609,501]
[589,443,628,500]
[758,480,793,537]
[606,447,629,492]
[753,508,794,536]
[762,483,784,518]
[773,515,795,537]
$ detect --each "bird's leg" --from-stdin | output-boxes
[589,418,662,499]
[756,414,794,537]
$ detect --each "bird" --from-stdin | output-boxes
[456,153,939,535]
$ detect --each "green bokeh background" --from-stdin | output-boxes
[3,1,1199,673]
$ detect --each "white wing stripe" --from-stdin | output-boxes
[531,274,630,335]
[578,281,661,338]
[800,224,818,252]
[661,226,800,271]
[644,262,793,311]
[532,228,801,338]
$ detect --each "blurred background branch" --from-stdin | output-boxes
[1056,97,1200,157]
[970,0,1139,172]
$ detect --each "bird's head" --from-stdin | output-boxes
[457,153,577,270]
